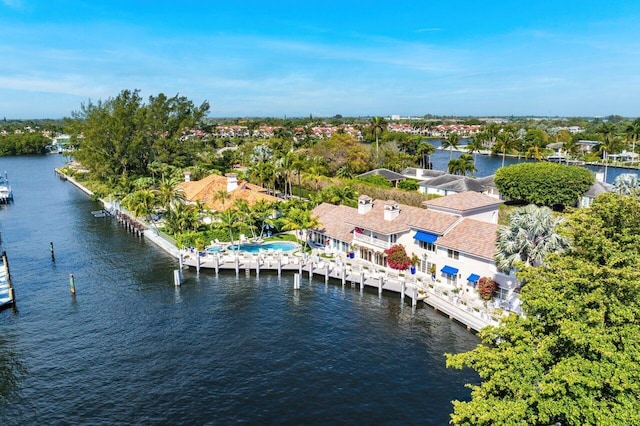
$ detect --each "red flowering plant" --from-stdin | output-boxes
[477,277,498,301]
[384,244,411,270]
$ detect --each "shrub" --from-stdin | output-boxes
[477,277,498,301]
[384,244,411,270]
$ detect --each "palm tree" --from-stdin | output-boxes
[278,207,320,251]
[441,132,461,160]
[213,189,231,210]
[466,133,485,166]
[417,141,436,169]
[121,189,157,219]
[494,130,518,167]
[625,119,640,164]
[371,116,387,163]
[216,209,241,253]
[155,175,185,211]
[613,173,640,196]
[494,205,569,273]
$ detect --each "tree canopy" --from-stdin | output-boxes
[67,89,209,180]
[447,193,640,425]
[494,162,594,208]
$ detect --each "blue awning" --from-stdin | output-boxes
[441,265,459,275]
[413,230,438,244]
[467,273,480,282]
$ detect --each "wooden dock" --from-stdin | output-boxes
[180,250,497,332]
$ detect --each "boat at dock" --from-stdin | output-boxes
[0,173,13,204]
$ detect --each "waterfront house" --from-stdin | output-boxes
[177,172,279,211]
[310,192,516,306]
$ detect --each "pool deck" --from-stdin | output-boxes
[181,249,498,332]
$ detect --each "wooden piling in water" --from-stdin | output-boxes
[69,273,76,295]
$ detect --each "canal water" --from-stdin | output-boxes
[0,154,480,424]
[429,144,640,183]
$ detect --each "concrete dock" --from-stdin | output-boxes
[181,249,498,332]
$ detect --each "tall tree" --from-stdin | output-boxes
[447,193,640,425]
[625,118,640,163]
[370,116,387,163]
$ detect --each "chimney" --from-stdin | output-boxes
[384,200,400,221]
[184,171,191,182]
[358,195,373,214]
[226,173,238,192]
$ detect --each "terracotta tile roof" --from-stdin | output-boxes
[346,199,459,234]
[436,218,498,260]
[177,174,279,211]
[311,203,356,242]
[424,191,503,212]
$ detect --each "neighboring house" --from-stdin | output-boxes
[177,172,279,211]
[356,168,407,187]
[401,167,446,181]
[418,174,486,196]
[475,174,500,198]
[310,193,515,301]
[580,181,613,208]
[423,191,502,224]
[607,150,639,163]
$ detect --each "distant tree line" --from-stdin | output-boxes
[0,133,51,155]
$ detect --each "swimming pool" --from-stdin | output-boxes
[227,241,297,253]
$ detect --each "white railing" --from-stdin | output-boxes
[352,233,390,249]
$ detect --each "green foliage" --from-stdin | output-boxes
[0,133,51,155]
[397,178,419,191]
[495,204,569,272]
[494,162,594,207]
[447,193,640,425]
[68,89,209,180]
[356,174,392,188]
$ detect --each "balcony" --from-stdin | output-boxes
[352,232,390,250]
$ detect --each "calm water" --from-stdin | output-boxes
[0,155,480,425]
[430,143,640,183]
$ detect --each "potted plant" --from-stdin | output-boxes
[429,264,436,279]
[409,253,420,275]
[348,245,355,259]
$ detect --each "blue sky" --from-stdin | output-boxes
[1,0,640,119]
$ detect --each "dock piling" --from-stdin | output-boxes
[173,269,182,286]
[69,273,76,295]
[50,241,55,261]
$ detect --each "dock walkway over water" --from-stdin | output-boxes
[180,249,498,332]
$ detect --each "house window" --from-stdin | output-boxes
[445,272,457,286]
[390,234,397,243]
[419,241,435,251]
[447,249,459,260]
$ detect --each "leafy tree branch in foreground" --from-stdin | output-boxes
[446,193,640,426]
